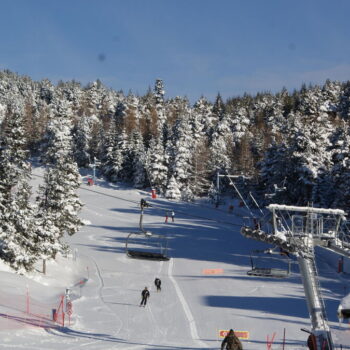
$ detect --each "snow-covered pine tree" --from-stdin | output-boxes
[35,169,67,261]
[101,119,117,181]
[190,138,211,196]
[154,79,166,132]
[73,115,92,167]
[0,105,37,271]
[0,102,7,125]
[207,182,219,205]
[38,98,84,242]
[258,140,289,203]
[207,102,232,182]
[146,136,168,194]
[285,110,332,205]
[339,81,350,120]
[208,94,224,142]
[321,79,341,115]
[329,123,350,210]
[164,175,181,200]
[169,113,194,196]
[231,105,251,146]
[129,130,147,188]
[192,97,213,138]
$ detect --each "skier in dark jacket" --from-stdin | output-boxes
[221,329,243,350]
[140,287,150,307]
[154,278,161,292]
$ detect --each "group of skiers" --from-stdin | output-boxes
[140,278,162,307]
[140,198,175,224]
[140,283,244,349]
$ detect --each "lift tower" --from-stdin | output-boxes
[241,204,347,350]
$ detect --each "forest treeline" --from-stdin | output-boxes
[1,69,350,212]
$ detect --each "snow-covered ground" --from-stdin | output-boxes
[0,166,349,349]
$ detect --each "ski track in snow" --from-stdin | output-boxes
[89,255,124,333]
[167,258,208,349]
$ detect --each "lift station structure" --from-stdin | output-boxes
[241,204,350,350]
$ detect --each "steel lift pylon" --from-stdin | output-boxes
[241,204,350,350]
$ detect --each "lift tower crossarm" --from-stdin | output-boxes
[267,204,345,217]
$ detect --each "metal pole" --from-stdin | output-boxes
[216,171,220,192]
[216,171,220,207]
[93,157,96,184]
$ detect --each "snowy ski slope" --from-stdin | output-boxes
[0,167,349,349]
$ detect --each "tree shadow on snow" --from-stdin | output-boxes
[203,295,310,318]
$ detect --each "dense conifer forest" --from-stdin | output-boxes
[1,69,350,219]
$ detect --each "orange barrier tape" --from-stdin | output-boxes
[202,268,224,275]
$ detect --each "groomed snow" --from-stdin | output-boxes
[0,166,349,349]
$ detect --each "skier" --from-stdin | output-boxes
[154,278,161,292]
[171,210,175,222]
[140,287,150,307]
[165,211,169,223]
[221,329,243,350]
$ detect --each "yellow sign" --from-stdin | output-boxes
[219,330,249,340]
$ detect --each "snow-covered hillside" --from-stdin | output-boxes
[0,167,349,349]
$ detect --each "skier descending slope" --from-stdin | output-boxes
[154,278,161,292]
[221,329,243,350]
[140,286,150,307]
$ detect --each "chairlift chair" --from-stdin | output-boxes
[125,199,170,261]
[247,248,291,278]
[125,231,170,261]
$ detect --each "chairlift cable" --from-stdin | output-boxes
[226,175,255,218]
[249,191,264,216]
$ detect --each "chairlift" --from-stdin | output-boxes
[247,248,291,278]
[265,178,287,199]
[125,232,170,261]
[125,199,170,261]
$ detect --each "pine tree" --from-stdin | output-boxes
[146,136,168,194]
[129,130,147,188]
[329,124,350,209]
[38,98,84,242]
[190,139,211,196]
[101,120,118,181]
[192,97,213,138]
[73,115,92,167]
[258,140,289,203]
[170,114,194,193]
[207,182,219,205]
[164,175,181,200]
[285,111,332,204]
[0,106,37,271]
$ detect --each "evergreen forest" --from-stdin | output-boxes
[1,69,350,271]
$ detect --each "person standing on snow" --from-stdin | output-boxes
[221,329,243,350]
[171,210,175,222]
[140,287,150,307]
[154,278,161,292]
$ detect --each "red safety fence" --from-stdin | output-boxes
[0,287,59,329]
[0,276,90,330]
